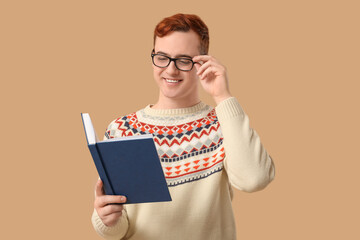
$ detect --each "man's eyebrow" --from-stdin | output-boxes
[157,51,193,59]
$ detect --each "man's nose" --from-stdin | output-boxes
[166,60,180,75]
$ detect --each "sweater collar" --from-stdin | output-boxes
[143,101,207,116]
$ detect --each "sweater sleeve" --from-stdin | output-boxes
[91,208,129,240]
[215,97,275,192]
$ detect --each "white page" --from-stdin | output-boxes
[103,134,153,142]
[81,113,99,144]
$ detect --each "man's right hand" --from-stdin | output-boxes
[94,178,127,227]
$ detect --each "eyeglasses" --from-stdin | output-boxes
[151,49,200,72]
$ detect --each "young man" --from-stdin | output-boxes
[91,13,275,240]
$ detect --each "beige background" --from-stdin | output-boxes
[1,0,359,239]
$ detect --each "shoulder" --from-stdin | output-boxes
[104,111,140,139]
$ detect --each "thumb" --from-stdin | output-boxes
[194,62,201,72]
[95,178,104,197]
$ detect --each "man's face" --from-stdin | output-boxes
[152,30,201,102]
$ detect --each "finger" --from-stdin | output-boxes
[111,211,123,219]
[101,204,124,216]
[104,211,123,221]
[97,195,127,207]
[197,60,222,76]
[193,55,211,62]
[196,60,212,76]
[194,63,200,72]
[102,212,123,227]
[200,66,214,80]
[95,178,104,197]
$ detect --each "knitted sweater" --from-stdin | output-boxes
[91,97,275,240]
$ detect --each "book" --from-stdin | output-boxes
[81,113,172,204]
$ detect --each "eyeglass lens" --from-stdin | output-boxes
[153,55,193,71]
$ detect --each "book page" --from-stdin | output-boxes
[102,134,153,142]
[81,113,99,144]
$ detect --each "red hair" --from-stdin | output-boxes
[153,13,209,55]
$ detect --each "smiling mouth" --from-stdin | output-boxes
[164,78,183,83]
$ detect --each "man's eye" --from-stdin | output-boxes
[157,57,168,61]
[178,59,192,64]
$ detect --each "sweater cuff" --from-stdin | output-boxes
[91,208,129,238]
[215,97,245,122]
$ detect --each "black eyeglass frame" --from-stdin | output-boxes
[151,49,200,72]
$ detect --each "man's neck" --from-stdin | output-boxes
[151,95,201,109]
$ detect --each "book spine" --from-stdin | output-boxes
[88,144,115,195]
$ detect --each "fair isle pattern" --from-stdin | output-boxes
[163,146,225,186]
[105,107,225,186]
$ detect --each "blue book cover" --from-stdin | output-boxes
[81,113,172,204]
